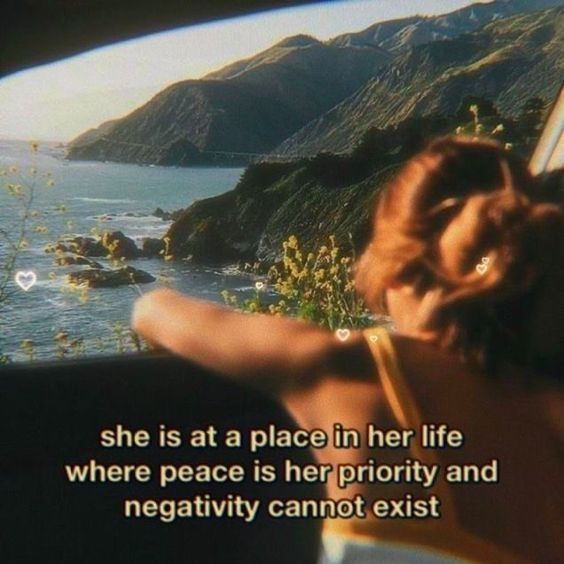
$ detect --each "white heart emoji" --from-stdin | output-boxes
[476,263,488,275]
[481,257,490,265]
[15,270,37,291]
[255,281,265,290]
[369,335,379,343]
[336,328,351,342]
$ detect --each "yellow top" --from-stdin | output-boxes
[322,327,530,564]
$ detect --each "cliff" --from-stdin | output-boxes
[164,115,454,264]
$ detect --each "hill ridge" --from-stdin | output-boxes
[273,5,563,157]
[66,0,562,166]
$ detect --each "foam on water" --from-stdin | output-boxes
[73,197,137,204]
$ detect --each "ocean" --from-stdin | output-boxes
[0,140,254,361]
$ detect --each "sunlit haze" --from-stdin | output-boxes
[0,0,490,142]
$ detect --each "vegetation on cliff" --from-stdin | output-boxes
[222,234,373,330]
[163,94,548,267]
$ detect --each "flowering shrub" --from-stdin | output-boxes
[223,235,374,329]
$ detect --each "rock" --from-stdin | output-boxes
[141,237,165,257]
[55,255,103,269]
[77,236,107,256]
[165,162,298,264]
[169,209,185,221]
[152,207,184,221]
[47,236,106,257]
[47,233,136,258]
[44,242,70,253]
[101,231,140,259]
[48,232,141,260]
[67,266,155,288]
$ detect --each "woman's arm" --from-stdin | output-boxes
[132,289,372,396]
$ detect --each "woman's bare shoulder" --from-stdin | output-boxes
[283,330,391,434]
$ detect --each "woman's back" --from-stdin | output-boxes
[287,330,563,562]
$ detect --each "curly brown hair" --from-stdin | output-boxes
[355,136,563,375]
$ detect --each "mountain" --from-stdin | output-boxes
[69,119,120,148]
[67,0,562,166]
[330,0,562,52]
[162,90,551,265]
[66,38,391,164]
[275,6,563,157]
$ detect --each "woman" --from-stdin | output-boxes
[132,137,563,563]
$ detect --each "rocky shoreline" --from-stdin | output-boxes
[52,102,546,287]
[48,115,465,286]
[47,230,163,289]
[67,266,155,288]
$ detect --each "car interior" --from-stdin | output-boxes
[1,1,562,563]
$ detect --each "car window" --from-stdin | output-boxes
[1,0,562,364]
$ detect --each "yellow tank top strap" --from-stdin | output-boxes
[363,327,422,430]
[349,327,530,563]
[363,327,459,527]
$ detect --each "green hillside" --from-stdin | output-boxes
[66,0,561,166]
[66,38,390,164]
[275,6,563,157]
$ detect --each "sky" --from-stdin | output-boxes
[0,0,488,142]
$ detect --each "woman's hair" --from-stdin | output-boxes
[355,136,564,375]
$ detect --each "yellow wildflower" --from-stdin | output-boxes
[287,235,298,249]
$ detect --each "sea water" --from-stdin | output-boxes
[0,140,251,361]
